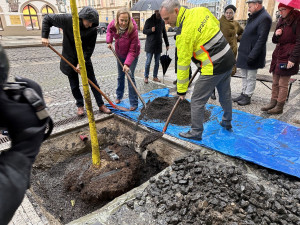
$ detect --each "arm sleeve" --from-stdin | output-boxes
[177,37,193,95]
[143,19,153,35]
[124,30,139,66]
[237,23,244,42]
[106,21,115,44]
[248,17,272,60]
[289,19,300,63]
[162,22,169,47]
[42,14,67,38]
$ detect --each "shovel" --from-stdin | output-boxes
[139,67,201,150]
[110,47,147,109]
[48,44,130,112]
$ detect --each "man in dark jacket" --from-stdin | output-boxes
[143,10,169,83]
[42,6,111,116]
[234,0,272,106]
[0,44,52,224]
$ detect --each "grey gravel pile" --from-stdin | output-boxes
[127,151,300,225]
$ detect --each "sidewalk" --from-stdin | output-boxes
[0,32,175,48]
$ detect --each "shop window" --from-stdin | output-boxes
[23,5,39,30]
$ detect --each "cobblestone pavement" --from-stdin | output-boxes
[4,34,300,225]
[6,39,176,122]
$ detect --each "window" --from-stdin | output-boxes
[42,5,54,15]
[23,5,39,30]
[42,5,54,21]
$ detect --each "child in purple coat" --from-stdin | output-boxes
[106,8,141,111]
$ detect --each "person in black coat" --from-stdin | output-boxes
[234,0,272,106]
[42,6,111,116]
[0,44,52,224]
[143,10,169,83]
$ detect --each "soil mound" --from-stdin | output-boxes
[139,97,211,126]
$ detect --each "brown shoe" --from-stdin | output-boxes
[261,99,277,111]
[77,107,84,116]
[99,105,112,114]
[153,77,161,82]
[144,78,148,84]
[267,102,285,115]
[115,99,121,104]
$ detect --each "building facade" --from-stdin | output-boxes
[77,0,197,31]
[0,0,71,36]
[235,0,278,22]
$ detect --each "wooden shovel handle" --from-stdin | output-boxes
[110,47,147,108]
[162,67,200,134]
[48,44,117,109]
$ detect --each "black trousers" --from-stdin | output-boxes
[67,63,104,107]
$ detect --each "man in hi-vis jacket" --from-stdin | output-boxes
[160,0,235,140]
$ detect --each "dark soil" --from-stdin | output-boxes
[138,97,211,150]
[123,151,300,225]
[139,97,211,126]
[31,144,167,224]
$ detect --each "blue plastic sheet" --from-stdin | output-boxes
[108,88,300,178]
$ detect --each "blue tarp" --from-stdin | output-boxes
[108,88,300,178]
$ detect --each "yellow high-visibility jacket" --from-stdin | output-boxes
[176,7,235,94]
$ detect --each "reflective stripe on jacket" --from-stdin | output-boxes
[176,7,235,94]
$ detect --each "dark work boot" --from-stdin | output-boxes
[237,94,251,106]
[232,93,244,102]
[261,99,277,111]
[220,121,232,131]
[267,102,285,114]
[179,131,202,140]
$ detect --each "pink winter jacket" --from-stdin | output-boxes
[106,18,141,66]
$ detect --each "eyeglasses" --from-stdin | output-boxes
[278,8,287,12]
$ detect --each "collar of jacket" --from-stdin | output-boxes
[248,7,265,21]
[176,7,187,28]
[220,15,234,23]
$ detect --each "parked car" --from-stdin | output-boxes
[97,22,109,35]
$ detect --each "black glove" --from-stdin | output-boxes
[247,57,256,67]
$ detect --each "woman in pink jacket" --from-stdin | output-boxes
[106,8,141,111]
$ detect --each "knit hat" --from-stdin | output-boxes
[224,5,237,13]
[278,3,294,10]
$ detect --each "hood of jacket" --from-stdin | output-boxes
[79,6,99,27]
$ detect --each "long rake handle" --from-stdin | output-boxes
[162,67,201,133]
[48,44,117,109]
[110,47,147,108]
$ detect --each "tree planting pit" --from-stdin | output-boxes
[31,140,168,224]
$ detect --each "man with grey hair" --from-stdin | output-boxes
[234,0,272,106]
[160,0,235,140]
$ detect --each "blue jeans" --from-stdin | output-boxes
[116,57,138,108]
[144,52,161,78]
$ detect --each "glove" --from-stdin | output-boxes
[247,57,256,67]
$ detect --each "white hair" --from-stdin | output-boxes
[160,0,181,12]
